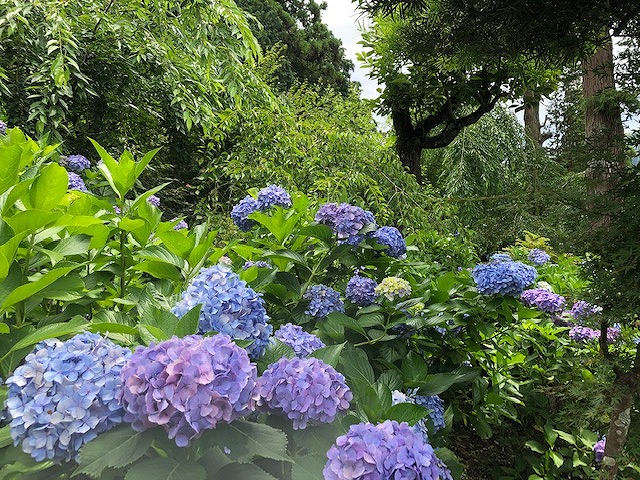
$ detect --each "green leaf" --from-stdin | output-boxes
[257,338,296,372]
[1,266,77,311]
[52,235,92,257]
[138,324,169,344]
[340,348,375,385]
[418,371,477,395]
[1,316,86,360]
[37,274,85,301]
[525,440,546,454]
[74,427,155,478]
[297,224,334,244]
[174,304,202,337]
[291,454,326,480]
[137,246,185,268]
[212,463,277,480]
[119,217,146,232]
[0,425,11,449]
[5,210,62,233]
[401,351,429,385]
[309,342,346,368]
[124,458,206,480]
[250,208,299,244]
[88,322,139,336]
[324,312,367,337]
[29,163,68,210]
[0,145,21,195]
[133,260,181,281]
[550,450,564,468]
[386,403,429,425]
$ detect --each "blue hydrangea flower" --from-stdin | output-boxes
[593,437,606,463]
[5,332,131,462]
[372,226,407,259]
[231,195,260,231]
[528,248,551,265]
[345,275,377,306]
[521,288,566,314]
[171,218,188,230]
[64,154,91,172]
[243,260,271,270]
[0,120,6,135]
[257,185,292,210]
[489,252,513,263]
[67,171,88,192]
[570,300,602,320]
[274,323,325,357]
[255,357,351,429]
[119,334,257,447]
[304,284,344,319]
[171,265,272,358]
[472,261,537,296]
[147,194,161,207]
[323,420,452,480]
[315,202,376,244]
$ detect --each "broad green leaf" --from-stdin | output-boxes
[133,260,181,281]
[0,425,11,449]
[29,163,68,210]
[0,145,21,195]
[291,454,326,480]
[401,351,429,385]
[524,440,546,454]
[249,208,299,244]
[137,246,185,268]
[124,458,206,480]
[37,275,85,301]
[1,266,78,311]
[156,230,194,258]
[1,316,87,359]
[324,312,367,337]
[138,324,169,344]
[0,252,8,281]
[377,369,403,391]
[174,304,202,338]
[52,235,92,256]
[386,403,429,425]
[212,463,277,480]
[297,224,334,244]
[88,323,139,336]
[418,371,478,395]
[5,210,62,233]
[0,323,8,334]
[309,342,346,367]
[134,147,161,178]
[340,348,375,385]
[118,217,146,232]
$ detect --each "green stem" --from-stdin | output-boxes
[119,230,126,298]
[15,234,36,327]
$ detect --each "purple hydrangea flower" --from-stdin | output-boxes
[65,154,91,172]
[304,284,345,319]
[171,265,272,358]
[67,171,88,192]
[147,195,161,207]
[0,120,6,135]
[231,195,259,231]
[528,248,551,265]
[568,326,599,342]
[255,357,351,429]
[5,332,131,462]
[472,261,537,296]
[243,260,271,269]
[372,226,407,259]
[570,300,602,320]
[521,288,566,314]
[489,252,512,263]
[593,437,606,463]
[274,323,325,357]
[345,275,377,306]
[315,202,376,244]
[323,420,452,480]
[257,185,292,210]
[119,334,257,447]
[171,218,188,230]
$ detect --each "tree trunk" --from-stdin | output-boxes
[392,109,423,184]
[523,89,542,146]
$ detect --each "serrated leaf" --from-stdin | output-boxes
[340,348,375,386]
[1,316,86,360]
[309,342,346,367]
[386,403,429,425]
[291,454,326,480]
[174,304,202,337]
[213,462,277,480]
[124,458,205,480]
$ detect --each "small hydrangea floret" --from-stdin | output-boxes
[119,334,257,447]
[528,248,551,265]
[0,120,6,135]
[472,260,537,296]
[255,357,351,429]
[243,260,271,270]
[375,276,411,301]
[304,284,344,319]
[171,218,188,230]
[593,437,606,463]
[520,288,566,314]
[274,323,325,357]
[345,275,377,306]
[5,332,131,462]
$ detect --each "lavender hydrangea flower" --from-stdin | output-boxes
[67,171,88,192]
[171,265,272,358]
[0,120,6,135]
[5,332,131,462]
[521,288,566,314]
[171,218,188,230]
[304,284,345,319]
[274,323,325,357]
[323,420,452,480]
[315,202,376,244]
[489,252,512,263]
[63,154,91,172]
[528,248,551,265]
[568,326,599,342]
[570,300,603,320]
[345,275,377,306]
[243,260,271,269]
[231,195,260,231]
[372,226,407,259]
[257,184,292,210]
[255,357,351,429]
[147,194,161,207]
[119,334,257,447]
[472,261,537,296]
[593,437,606,463]
[375,276,411,301]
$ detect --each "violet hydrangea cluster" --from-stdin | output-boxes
[472,260,537,296]
[67,171,88,192]
[0,120,6,135]
[171,265,272,358]
[255,356,351,429]
[147,194,161,207]
[345,274,377,306]
[257,184,292,210]
[231,195,259,231]
[528,248,551,265]
[171,218,188,230]
[118,334,257,447]
[64,154,91,172]
[323,420,452,480]
[372,226,407,259]
[315,202,376,244]
[5,332,131,462]
[593,437,606,463]
[304,284,345,319]
[568,326,620,343]
[570,300,602,320]
[520,288,566,314]
[274,323,325,357]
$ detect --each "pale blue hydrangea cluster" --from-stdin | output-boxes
[118,334,257,447]
[520,288,566,314]
[372,226,407,259]
[593,437,606,463]
[345,274,377,306]
[315,202,376,244]
[231,195,259,231]
[274,323,325,357]
[472,260,537,296]
[323,420,452,480]
[64,154,91,172]
[570,300,602,320]
[243,260,271,269]
[304,284,344,319]
[67,171,88,192]
[528,248,551,265]
[5,332,131,462]
[391,390,446,439]
[171,265,272,358]
[147,194,161,207]
[0,120,6,135]
[257,184,292,210]
[255,357,351,429]
[171,218,188,230]
[375,276,412,301]
[489,252,512,263]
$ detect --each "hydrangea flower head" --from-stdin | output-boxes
[472,261,537,296]
[521,288,566,314]
[568,326,599,342]
[593,437,606,463]
[372,226,407,259]
[255,357,351,429]
[231,195,259,231]
[406,302,425,316]
[65,154,91,172]
[323,420,452,480]
[274,323,325,357]
[5,332,131,462]
[489,252,512,263]
[171,265,272,358]
[304,284,344,319]
[375,276,411,301]
[147,194,161,207]
[528,248,551,265]
[67,171,88,192]
[315,202,376,244]
[345,275,377,306]
[257,185,292,210]
[570,300,602,320]
[243,260,271,269]
[119,334,257,447]
[171,218,188,230]
[0,120,6,135]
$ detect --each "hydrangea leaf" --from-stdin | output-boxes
[386,403,430,425]
[212,463,277,480]
[173,304,202,338]
[28,163,68,211]
[339,348,375,386]
[324,312,366,337]
[0,316,85,359]
[309,342,346,368]
[291,453,327,480]
[0,144,21,195]
[123,458,206,480]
